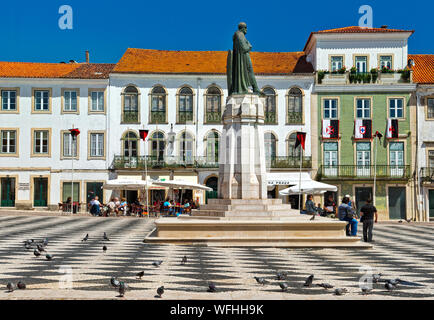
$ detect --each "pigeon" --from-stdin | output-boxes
[118,281,127,297]
[386,279,399,286]
[103,232,110,241]
[276,272,288,280]
[152,260,163,267]
[37,244,45,252]
[317,283,334,289]
[24,243,32,250]
[334,288,348,296]
[110,277,120,288]
[45,254,53,261]
[310,214,316,221]
[304,275,314,287]
[41,238,48,246]
[6,282,15,292]
[279,282,289,292]
[136,271,145,279]
[82,234,89,242]
[254,277,268,285]
[385,282,396,291]
[207,282,216,292]
[156,286,164,298]
[406,219,412,223]
[33,249,41,257]
[398,220,403,223]
[17,281,26,290]
[181,255,187,265]
[372,273,382,283]
[103,246,107,252]
[361,287,372,295]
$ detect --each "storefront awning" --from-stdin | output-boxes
[266,172,311,186]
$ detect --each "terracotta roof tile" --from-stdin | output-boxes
[409,54,434,84]
[0,62,115,79]
[112,48,314,75]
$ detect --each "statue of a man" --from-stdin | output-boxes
[227,22,260,96]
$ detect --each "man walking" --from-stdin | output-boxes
[360,199,377,242]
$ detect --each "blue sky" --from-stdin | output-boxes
[1,0,432,63]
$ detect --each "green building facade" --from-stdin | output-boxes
[315,90,416,220]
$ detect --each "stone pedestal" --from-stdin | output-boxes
[218,94,267,200]
[144,94,370,248]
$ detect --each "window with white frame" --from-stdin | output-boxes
[323,99,338,119]
[62,132,77,157]
[1,130,16,154]
[90,133,104,157]
[1,90,17,111]
[380,55,392,69]
[389,142,404,167]
[33,130,49,154]
[90,91,104,112]
[429,150,434,168]
[356,142,371,166]
[64,90,77,112]
[427,98,434,119]
[34,90,49,111]
[323,142,338,167]
[389,98,404,119]
[355,56,368,73]
[331,56,343,72]
[356,98,371,119]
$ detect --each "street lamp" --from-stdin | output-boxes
[69,128,80,214]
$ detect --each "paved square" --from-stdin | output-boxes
[0,214,433,300]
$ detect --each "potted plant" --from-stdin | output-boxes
[338,66,347,74]
[362,73,371,83]
[399,69,411,82]
[318,71,325,84]
[349,67,357,83]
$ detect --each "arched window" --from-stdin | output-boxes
[178,86,193,124]
[150,131,166,162]
[287,87,303,124]
[205,176,218,192]
[264,132,277,162]
[287,132,301,159]
[206,131,220,164]
[179,131,194,163]
[122,86,139,123]
[205,86,222,123]
[262,87,277,124]
[122,131,139,158]
[150,86,166,124]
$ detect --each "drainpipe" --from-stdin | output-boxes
[196,78,201,163]
[415,91,422,221]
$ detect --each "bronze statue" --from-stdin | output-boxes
[227,22,260,96]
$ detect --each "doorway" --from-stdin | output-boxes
[34,177,48,207]
[125,190,138,204]
[288,194,302,210]
[86,182,103,205]
[388,187,406,220]
[429,190,434,220]
[1,177,15,207]
[355,187,373,216]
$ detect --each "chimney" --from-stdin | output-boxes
[85,50,90,63]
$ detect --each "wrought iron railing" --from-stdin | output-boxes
[113,155,312,170]
[287,112,303,124]
[150,111,166,124]
[318,165,411,179]
[122,110,139,123]
[265,111,277,124]
[205,111,222,124]
[420,167,434,182]
[178,111,194,124]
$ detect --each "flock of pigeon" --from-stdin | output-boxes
[4,232,424,298]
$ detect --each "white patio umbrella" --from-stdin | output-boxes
[103,178,157,190]
[152,180,213,191]
[279,180,337,195]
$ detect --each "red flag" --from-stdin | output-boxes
[295,132,306,150]
[69,128,80,140]
[139,129,149,141]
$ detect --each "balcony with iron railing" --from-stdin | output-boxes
[265,111,277,124]
[178,111,194,124]
[316,70,413,86]
[287,112,303,124]
[318,165,411,180]
[150,111,166,124]
[113,155,312,170]
[122,110,139,123]
[420,167,434,183]
[205,111,222,124]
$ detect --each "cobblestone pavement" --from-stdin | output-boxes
[0,214,433,300]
